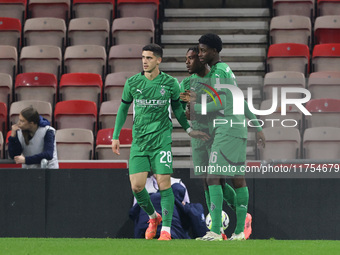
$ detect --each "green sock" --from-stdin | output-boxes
[204,190,212,214]
[208,185,223,234]
[133,188,155,216]
[160,187,174,227]
[223,183,236,211]
[235,187,249,234]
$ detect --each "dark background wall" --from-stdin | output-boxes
[0,168,338,239]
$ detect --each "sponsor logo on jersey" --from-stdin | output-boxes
[136,89,143,94]
[135,99,168,106]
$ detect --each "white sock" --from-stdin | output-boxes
[161,226,171,234]
[149,211,157,219]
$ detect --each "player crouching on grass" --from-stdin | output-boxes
[111,44,209,241]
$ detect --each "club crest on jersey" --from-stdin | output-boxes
[160,86,166,96]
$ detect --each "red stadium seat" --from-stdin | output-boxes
[72,0,115,24]
[258,127,301,160]
[305,98,340,128]
[0,102,7,137]
[15,72,57,107]
[56,128,94,160]
[308,71,340,99]
[117,0,159,23]
[303,127,340,159]
[0,73,12,107]
[0,45,17,79]
[59,73,103,106]
[273,0,314,19]
[20,45,62,79]
[0,17,21,49]
[263,71,306,100]
[270,15,311,46]
[64,45,107,79]
[104,72,134,101]
[318,0,340,16]
[99,100,133,129]
[108,44,143,73]
[0,0,27,25]
[95,128,132,160]
[112,17,154,45]
[9,100,52,125]
[267,43,310,75]
[314,15,340,44]
[24,18,66,49]
[54,100,97,132]
[0,130,3,159]
[28,0,70,22]
[312,43,340,72]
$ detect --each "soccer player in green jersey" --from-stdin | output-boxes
[111,44,209,241]
[190,34,265,241]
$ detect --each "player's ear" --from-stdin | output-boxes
[157,56,162,65]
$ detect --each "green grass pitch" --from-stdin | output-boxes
[0,238,340,255]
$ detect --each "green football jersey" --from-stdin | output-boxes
[209,62,248,138]
[122,71,180,151]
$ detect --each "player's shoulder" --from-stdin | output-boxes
[160,71,178,83]
[126,72,143,83]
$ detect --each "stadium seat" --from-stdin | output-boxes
[258,127,301,160]
[318,0,340,16]
[273,0,315,19]
[267,43,310,75]
[303,126,340,159]
[99,100,133,129]
[108,44,143,73]
[20,45,62,80]
[263,71,306,100]
[64,45,107,79]
[24,18,66,49]
[9,100,52,125]
[72,0,115,25]
[314,15,340,44]
[0,17,21,49]
[112,17,154,45]
[308,71,340,99]
[0,45,17,79]
[259,99,303,130]
[15,72,57,107]
[68,18,110,50]
[56,128,94,160]
[0,102,7,136]
[0,73,12,107]
[117,0,159,24]
[59,73,102,106]
[95,127,132,160]
[0,0,26,25]
[270,15,311,46]
[305,98,340,128]
[28,0,70,22]
[0,130,3,159]
[54,100,97,132]
[312,43,340,72]
[104,72,134,101]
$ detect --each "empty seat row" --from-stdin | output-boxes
[270,15,340,46]
[0,0,159,24]
[0,16,155,51]
[258,126,340,160]
[273,0,340,18]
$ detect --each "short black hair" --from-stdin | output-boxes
[187,46,199,54]
[198,33,223,53]
[143,44,163,58]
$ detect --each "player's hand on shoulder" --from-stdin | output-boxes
[111,139,120,155]
[188,130,210,141]
[256,130,266,148]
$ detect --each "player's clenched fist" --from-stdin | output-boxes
[111,139,120,155]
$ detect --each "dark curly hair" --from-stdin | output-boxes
[187,46,199,54]
[198,33,223,53]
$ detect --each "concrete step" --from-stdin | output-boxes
[164,8,270,19]
[163,47,266,62]
[162,21,268,35]
[161,34,267,45]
